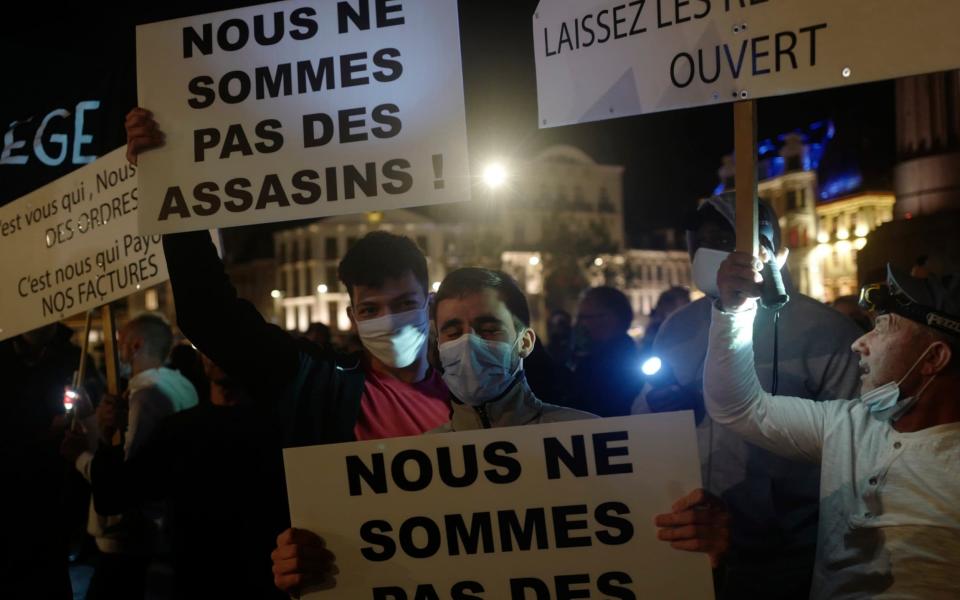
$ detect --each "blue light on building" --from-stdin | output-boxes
[820,172,864,200]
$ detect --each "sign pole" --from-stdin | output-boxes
[734,100,759,256]
[74,310,94,390]
[101,304,124,447]
[68,310,95,430]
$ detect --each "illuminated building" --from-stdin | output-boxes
[273,209,462,332]
[584,249,693,336]
[268,145,696,335]
[708,121,896,302]
[813,193,895,300]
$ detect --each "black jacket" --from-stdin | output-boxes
[91,403,289,600]
[163,231,367,447]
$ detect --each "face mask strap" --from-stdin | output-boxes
[896,343,937,388]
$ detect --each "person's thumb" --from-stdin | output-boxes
[775,247,789,270]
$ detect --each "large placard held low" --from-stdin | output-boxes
[0,147,168,342]
[136,0,470,235]
[534,0,960,127]
[284,412,713,599]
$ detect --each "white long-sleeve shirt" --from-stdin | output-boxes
[75,367,198,553]
[704,304,960,599]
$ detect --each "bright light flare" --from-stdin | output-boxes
[482,163,508,189]
[641,356,662,377]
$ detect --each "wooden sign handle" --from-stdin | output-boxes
[101,304,124,447]
[734,100,759,256]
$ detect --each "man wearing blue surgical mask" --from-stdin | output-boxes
[433,267,594,428]
[708,257,960,599]
[634,195,863,600]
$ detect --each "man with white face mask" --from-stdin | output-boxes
[634,195,862,599]
[708,257,960,599]
[127,109,445,596]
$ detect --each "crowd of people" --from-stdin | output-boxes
[3,109,959,600]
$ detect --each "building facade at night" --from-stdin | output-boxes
[267,145,689,337]
[272,209,463,333]
[860,69,960,283]
[710,123,897,302]
[584,250,694,336]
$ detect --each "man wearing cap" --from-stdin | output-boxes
[707,256,960,598]
[634,195,862,599]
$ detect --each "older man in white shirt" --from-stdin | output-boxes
[705,255,960,599]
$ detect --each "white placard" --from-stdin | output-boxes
[534,0,960,126]
[136,0,470,234]
[0,147,167,341]
[284,413,713,599]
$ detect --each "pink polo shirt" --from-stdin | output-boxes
[353,366,450,441]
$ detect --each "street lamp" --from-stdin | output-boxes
[482,162,508,189]
[271,289,283,299]
[317,284,329,294]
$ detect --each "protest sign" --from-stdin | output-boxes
[0,146,167,342]
[284,412,713,599]
[534,0,960,126]
[135,0,470,235]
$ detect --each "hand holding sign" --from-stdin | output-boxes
[125,108,164,166]
[135,0,469,235]
[655,488,730,569]
[271,528,338,594]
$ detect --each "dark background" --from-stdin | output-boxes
[0,1,896,247]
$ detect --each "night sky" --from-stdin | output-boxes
[1,1,896,247]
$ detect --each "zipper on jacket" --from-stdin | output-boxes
[477,403,492,429]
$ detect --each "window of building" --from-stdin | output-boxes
[325,266,339,291]
[573,186,588,210]
[513,222,525,245]
[328,301,339,327]
[303,236,312,261]
[325,237,339,260]
[786,190,798,210]
[598,187,614,213]
[145,289,159,311]
[346,236,357,251]
[788,226,799,248]
[290,238,300,262]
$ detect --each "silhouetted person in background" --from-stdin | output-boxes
[169,343,210,405]
[83,354,288,600]
[569,286,643,417]
[545,308,573,366]
[303,322,334,354]
[831,295,873,332]
[640,286,691,355]
[2,323,101,600]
